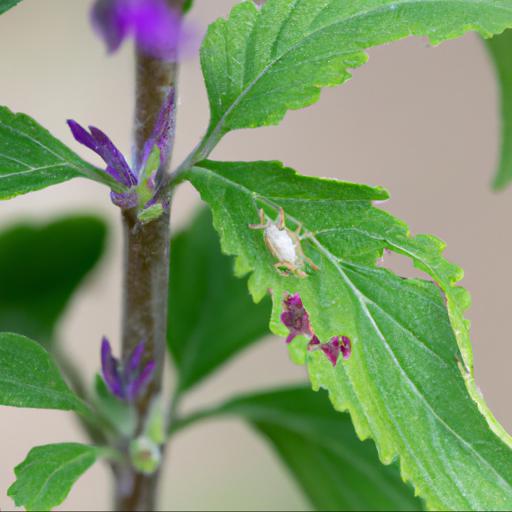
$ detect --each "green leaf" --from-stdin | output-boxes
[8,443,98,511]
[484,29,512,190]
[194,0,512,160]
[0,332,85,412]
[187,159,512,511]
[177,387,422,511]
[168,208,272,393]
[183,0,193,13]
[0,106,116,200]
[0,216,107,345]
[0,0,23,15]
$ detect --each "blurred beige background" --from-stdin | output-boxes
[0,0,511,510]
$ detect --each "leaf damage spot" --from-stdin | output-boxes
[280,292,351,366]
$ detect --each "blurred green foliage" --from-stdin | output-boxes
[0,216,107,345]
[168,208,272,393]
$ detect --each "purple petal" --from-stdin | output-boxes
[100,336,112,370]
[128,341,145,372]
[104,165,126,185]
[67,120,97,151]
[128,360,156,401]
[91,0,198,60]
[67,120,137,188]
[132,0,183,59]
[100,336,124,398]
[91,0,130,54]
[139,88,176,170]
[110,190,138,209]
[88,126,137,187]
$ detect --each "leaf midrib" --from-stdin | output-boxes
[0,116,100,183]
[310,239,512,499]
[28,451,93,508]
[0,151,32,168]
[0,374,74,408]
[0,164,75,180]
[0,119,66,164]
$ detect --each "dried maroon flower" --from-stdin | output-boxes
[339,335,352,360]
[280,292,313,344]
[320,337,342,366]
[308,334,352,367]
[307,335,321,350]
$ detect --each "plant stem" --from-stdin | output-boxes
[114,3,182,506]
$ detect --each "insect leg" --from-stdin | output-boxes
[275,261,307,279]
[305,256,319,271]
[249,208,268,229]
[298,229,314,241]
[277,207,286,229]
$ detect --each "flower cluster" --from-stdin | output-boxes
[91,0,187,60]
[280,292,352,367]
[67,88,175,216]
[101,337,155,402]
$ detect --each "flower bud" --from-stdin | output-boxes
[129,437,161,475]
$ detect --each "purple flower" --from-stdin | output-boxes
[138,87,176,171]
[101,337,156,401]
[308,335,352,367]
[280,292,313,344]
[67,88,175,210]
[91,0,188,59]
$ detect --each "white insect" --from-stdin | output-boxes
[249,207,319,278]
